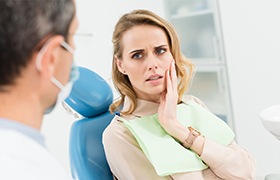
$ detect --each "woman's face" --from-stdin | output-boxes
[116,25,173,102]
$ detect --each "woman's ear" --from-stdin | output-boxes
[115,56,126,74]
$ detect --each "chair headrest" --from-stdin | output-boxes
[64,66,113,118]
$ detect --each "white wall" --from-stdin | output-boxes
[219,0,280,178]
[41,0,280,179]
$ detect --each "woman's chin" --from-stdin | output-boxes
[149,86,166,95]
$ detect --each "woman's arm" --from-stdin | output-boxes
[200,139,256,179]
[182,96,256,179]
[158,61,256,179]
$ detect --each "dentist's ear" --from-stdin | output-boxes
[115,56,126,75]
[36,35,64,78]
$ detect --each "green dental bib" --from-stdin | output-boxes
[120,100,235,176]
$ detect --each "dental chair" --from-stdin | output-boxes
[63,66,115,180]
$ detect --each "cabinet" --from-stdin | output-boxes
[164,0,234,129]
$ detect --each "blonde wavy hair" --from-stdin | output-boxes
[110,9,195,115]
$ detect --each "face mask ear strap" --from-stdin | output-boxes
[50,77,64,90]
[35,37,57,71]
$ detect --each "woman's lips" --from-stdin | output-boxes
[146,74,163,81]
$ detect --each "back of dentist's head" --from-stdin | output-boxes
[0,0,75,91]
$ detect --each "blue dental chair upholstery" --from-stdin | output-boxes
[64,66,114,180]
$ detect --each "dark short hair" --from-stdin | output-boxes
[0,0,75,89]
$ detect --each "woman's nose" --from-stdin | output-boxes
[147,56,159,71]
[148,65,158,71]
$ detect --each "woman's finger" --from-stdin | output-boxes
[170,60,177,92]
[166,69,172,93]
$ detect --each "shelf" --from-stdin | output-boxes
[193,63,225,72]
[171,9,213,19]
[187,58,223,66]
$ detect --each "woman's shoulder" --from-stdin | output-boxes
[103,116,138,146]
[181,95,208,110]
[103,116,126,139]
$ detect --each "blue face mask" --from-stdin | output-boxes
[45,61,79,114]
[35,39,79,114]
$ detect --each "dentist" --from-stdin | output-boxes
[0,0,79,179]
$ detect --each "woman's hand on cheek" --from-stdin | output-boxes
[157,60,180,136]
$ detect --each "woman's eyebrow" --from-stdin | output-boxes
[154,44,168,49]
[129,49,144,55]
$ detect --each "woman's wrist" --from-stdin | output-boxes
[162,121,189,142]
[162,121,206,156]
[190,135,205,156]
[179,126,205,156]
[182,126,201,148]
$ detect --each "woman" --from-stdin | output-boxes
[103,9,255,179]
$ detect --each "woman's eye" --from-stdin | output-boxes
[132,53,142,59]
[156,48,166,55]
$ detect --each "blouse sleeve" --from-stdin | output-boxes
[201,138,256,179]
[183,95,256,179]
